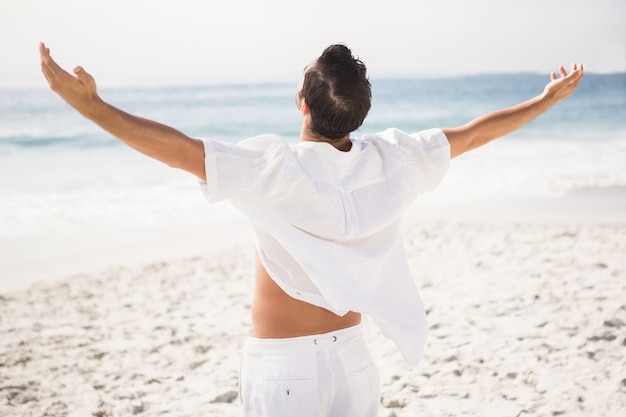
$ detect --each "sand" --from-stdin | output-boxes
[1,208,625,416]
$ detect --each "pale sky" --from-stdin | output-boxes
[1,0,624,88]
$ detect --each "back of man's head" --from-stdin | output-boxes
[302,44,371,140]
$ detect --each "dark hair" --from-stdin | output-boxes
[301,44,371,140]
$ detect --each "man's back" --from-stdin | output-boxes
[251,251,362,338]
[199,128,449,364]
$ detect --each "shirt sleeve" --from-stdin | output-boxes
[405,128,451,194]
[373,128,451,196]
[198,135,287,203]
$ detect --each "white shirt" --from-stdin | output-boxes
[199,128,450,364]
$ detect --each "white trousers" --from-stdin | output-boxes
[239,324,380,417]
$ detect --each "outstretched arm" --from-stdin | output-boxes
[443,64,584,159]
[39,43,206,181]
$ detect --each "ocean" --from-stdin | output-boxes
[1,73,625,289]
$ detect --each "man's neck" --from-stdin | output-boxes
[299,125,352,152]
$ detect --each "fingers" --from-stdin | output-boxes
[550,66,569,82]
[550,63,584,83]
[39,42,80,92]
[74,66,94,87]
[39,42,57,72]
[570,63,585,77]
[38,42,49,58]
[40,42,67,88]
[545,63,584,100]
[39,43,55,83]
[39,42,99,107]
[568,63,584,85]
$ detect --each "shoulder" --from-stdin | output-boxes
[201,134,292,161]
[203,133,286,149]
[363,128,447,146]
[359,128,450,156]
[199,134,294,203]
[239,133,286,147]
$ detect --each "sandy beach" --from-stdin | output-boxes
[1,201,625,417]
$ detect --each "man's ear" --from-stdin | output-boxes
[300,99,310,115]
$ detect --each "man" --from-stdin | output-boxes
[40,42,583,417]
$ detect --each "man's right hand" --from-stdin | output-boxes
[39,43,207,181]
[39,42,102,118]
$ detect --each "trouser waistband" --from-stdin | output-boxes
[245,323,364,350]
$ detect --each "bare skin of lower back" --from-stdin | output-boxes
[251,251,362,338]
